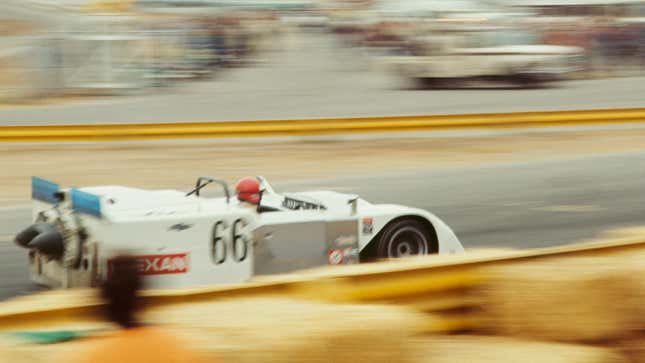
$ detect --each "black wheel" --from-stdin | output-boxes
[415,77,443,89]
[376,219,435,258]
[509,74,547,89]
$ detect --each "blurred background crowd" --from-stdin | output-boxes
[0,0,643,101]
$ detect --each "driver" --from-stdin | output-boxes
[235,176,261,206]
[236,177,282,212]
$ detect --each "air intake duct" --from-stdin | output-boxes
[15,223,64,259]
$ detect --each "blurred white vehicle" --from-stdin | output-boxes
[379,26,584,86]
[15,176,463,289]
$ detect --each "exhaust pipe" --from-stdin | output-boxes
[15,223,64,259]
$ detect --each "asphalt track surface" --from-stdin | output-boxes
[2,149,645,300]
[0,30,644,126]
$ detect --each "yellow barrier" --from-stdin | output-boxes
[2,237,645,333]
[1,108,645,142]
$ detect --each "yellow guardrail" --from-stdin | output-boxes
[1,237,645,333]
[1,108,645,142]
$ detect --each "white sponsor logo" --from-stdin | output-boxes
[335,235,357,246]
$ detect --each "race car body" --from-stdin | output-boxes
[15,176,463,289]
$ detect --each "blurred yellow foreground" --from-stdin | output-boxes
[1,242,645,363]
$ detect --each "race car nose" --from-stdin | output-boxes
[15,223,64,258]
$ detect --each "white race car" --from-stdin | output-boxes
[15,176,463,289]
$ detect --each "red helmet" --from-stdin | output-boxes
[235,177,261,205]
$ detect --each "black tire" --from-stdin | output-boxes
[509,74,547,89]
[415,77,443,89]
[376,219,435,258]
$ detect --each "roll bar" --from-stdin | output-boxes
[186,177,231,203]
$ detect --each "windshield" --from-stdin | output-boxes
[478,29,540,47]
[374,0,496,15]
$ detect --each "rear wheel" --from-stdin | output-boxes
[509,74,548,89]
[376,219,434,258]
[415,77,446,89]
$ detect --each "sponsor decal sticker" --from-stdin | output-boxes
[342,247,357,257]
[335,235,357,246]
[108,253,189,276]
[328,249,343,265]
[362,217,374,235]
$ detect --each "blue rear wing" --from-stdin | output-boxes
[32,177,60,204]
[31,177,102,218]
[71,188,102,218]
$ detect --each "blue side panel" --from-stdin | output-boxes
[71,189,102,218]
[32,177,60,204]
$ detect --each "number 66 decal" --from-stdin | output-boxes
[211,219,249,264]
